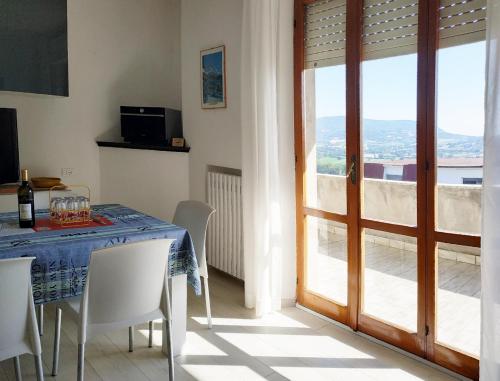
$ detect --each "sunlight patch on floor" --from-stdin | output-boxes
[270,366,334,381]
[217,332,375,359]
[363,368,438,380]
[181,364,268,380]
[138,329,162,347]
[191,313,310,328]
[179,332,228,356]
[136,329,228,356]
[272,366,442,381]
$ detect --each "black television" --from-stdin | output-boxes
[0,108,19,184]
[0,0,68,96]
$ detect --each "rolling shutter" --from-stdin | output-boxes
[304,0,347,69]
[439,0,486,48]
[362,0,419,61]
[304,0,486,68]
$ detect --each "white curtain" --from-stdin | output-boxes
[481,0,500,379]
[241,0,295,317]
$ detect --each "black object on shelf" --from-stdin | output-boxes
[0,108,20,184]
[120,106,183,145]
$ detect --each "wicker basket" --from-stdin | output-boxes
[49,185,91,226]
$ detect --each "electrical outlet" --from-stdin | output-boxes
[61,168,74,177]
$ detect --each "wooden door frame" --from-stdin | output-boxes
[294,0,481,379]
[423,0,480,378]
[345,0,363,331]
[294,0,349,325]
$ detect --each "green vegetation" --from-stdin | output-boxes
[317,156,346,175]
[315,116,483,175]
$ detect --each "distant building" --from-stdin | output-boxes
[367,158,483,185]
[436,158,483,184]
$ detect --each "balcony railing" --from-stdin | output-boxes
[314,174,481,258]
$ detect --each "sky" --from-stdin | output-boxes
[314,41,486,137]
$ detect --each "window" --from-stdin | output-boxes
[463,178,483,185]
[296,0,485,377]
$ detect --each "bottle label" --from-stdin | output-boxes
[19,204,32,221]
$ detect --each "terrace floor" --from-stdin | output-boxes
[308,231,481,357]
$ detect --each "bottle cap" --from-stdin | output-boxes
[21,169,29,182]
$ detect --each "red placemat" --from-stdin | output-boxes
[33,215,113,232]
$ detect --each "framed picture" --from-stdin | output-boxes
[201,45,226,109]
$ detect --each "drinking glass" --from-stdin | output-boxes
[77,196,90,221]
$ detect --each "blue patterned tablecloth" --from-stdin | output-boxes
[0,204,201,304]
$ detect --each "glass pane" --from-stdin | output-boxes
[303,65,347,215]
[362,229,417,331]
[436,242,480,357]
[436,41,485,235]
[361,46,418,226]
[306,216,348,305]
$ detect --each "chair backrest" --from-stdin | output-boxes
[83,239,174,330]
[173,200,215,277]
[0,257,41,361]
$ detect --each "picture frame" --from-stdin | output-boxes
[200,45,226,109]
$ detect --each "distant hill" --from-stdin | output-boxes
[316,116,483,160]
[316,116,480,142]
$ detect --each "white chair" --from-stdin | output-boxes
[52,239,176,381]
[173,200,215,328]
[0,257,45,381]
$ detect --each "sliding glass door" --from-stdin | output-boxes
[428,0,485,373]
[297,0,349,323]
[358,0,424,355]
[294,0,485,379]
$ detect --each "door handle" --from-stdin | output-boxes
[346,155,357,185]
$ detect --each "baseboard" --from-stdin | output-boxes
[281,298,297,308]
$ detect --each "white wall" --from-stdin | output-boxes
[0,0,181,203]
[0,191,50,213]
[99,147,189,221]
[181,0,296,305]
[181,0,243,202]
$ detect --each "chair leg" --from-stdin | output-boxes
[37,304,44,336]
[52,307,62,376]
[148,321,154,348]
[203,277,212,329]
[34,354,44,381]
[163,272,174,380]
[77,343,85,381]
[13,356,22,381]
[129,326,134,352]
[165,318,174,381]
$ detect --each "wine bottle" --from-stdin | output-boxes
[18,169,35,228]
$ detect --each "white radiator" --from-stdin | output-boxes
[206,169,244,280]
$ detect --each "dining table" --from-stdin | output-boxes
[0,203,201,356]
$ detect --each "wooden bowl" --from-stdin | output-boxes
[31,177,62,189]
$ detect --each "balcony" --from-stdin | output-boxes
[306,174,481,357]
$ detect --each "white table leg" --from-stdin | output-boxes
[163,274,187,356]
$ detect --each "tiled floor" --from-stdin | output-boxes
[0,269,463,380]
[307,230,481,357]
